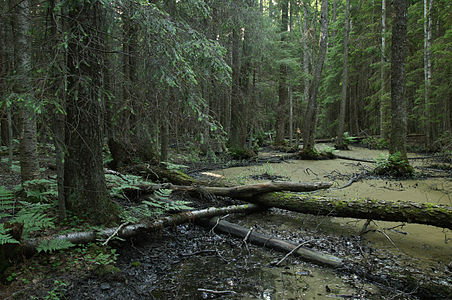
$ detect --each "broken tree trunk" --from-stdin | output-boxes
[199,217,343,268]
[139,181,333,199]
[22,204,262,254]
[249,192,452,230]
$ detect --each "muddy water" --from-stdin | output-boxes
[211,146,452,265]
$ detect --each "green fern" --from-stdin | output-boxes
[21,179,58,203]
[119,189,192,223]
[0,187,19,245]
[1,185,57,245]
[106,174,148,199]
[0,224,20,245]
[36,238,74,253]
[13,201,55,238]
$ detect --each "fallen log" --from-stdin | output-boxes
[199,217,343,268]
[122,177,452,229]
[249,192,452,230]
[22,204,262,254]
[139,181,333,199]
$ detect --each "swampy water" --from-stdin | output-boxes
[63,145,451,299]
[191,145,451,299]
[212,146,452,264]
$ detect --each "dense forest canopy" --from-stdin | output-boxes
[0,0,451,222]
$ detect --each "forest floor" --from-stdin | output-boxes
[1,143,451,299]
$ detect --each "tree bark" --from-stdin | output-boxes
[424,0,434,148]
[301,0,329,153]
[15,0,39,183]
[335,0,350,149]
[380,0,390,140]
[275,0,289,145]
[229,26,246,150]
[64,0,118,224]
[390,0,409,162]
[48,0,66,221]
[249,192,452,230]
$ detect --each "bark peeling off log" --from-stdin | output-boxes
[200,217,343,268]
[253,192,452,229]
[22,204,263,254]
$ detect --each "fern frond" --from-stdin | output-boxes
[0,224,20,245]
[37,238,74,253]
[0,186,14,201]
[12,202,55,237]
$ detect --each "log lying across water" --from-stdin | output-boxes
[199,217,343,268]
[250,192,452,230]
[132,179,452,229]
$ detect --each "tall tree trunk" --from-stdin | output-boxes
[335,0,350,149]
[229,27,247,151]
[275,0,289,145]
[48,0,66,221]
[15,0,39,182]
[424,0,434,148]
[380,0,390,139]
[0,9,7,147]
[390,0,409,163]
[301,0,329,154]
[289,86,293,146]
[160,90,170,162]
[64,0,118,224]
[300,3,310,126]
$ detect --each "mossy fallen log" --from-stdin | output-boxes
[199,217,343,268]
[250,192,452,229]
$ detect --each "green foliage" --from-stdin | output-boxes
[120,189,192,223]
[362,137,389,150]
[374,152,415,177]
[36,238,74,253]
[228,147,257,160]
[342,132,358,145]
[44,280,67,300]
[12,201,55,238]
[298,146,337,160]
[21,179,58,203]
[0,224,20,245]
[0,186,65,251]
[105,174,149,199]
[1,158,20,173]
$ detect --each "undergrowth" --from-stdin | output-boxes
[374,152,414,177]
[1,171,193,289]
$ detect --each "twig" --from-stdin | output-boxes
[360,219,372,236]
[243,227,253,253]
[210,214,230,234]
[304,168,318,176]
[275,238,316,266]
[330,173,362,190]
[102,222,129,246]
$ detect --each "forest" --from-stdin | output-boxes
[0,0,451,299]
